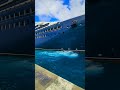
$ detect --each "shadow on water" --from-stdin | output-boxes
[35,50,85,88]
[0,56,34,90]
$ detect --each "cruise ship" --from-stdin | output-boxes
[0,0,34,55]
[35,15,85,50]
[86,0,120,59]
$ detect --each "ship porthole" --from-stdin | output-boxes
[67,26,69,28]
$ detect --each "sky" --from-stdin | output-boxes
[35,0,85,22]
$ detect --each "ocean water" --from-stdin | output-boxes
[86,60,120,90]
[35,50,85,88]
[0,56,34,90]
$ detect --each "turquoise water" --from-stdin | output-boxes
[0,56,34,90]
[35,50,85,88]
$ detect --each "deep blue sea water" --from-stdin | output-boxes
[86,60,120,90]
[35,50,85,88]
[0,53,119,90]
[0,56,34,90]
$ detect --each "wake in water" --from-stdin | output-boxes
[36,50,79,58]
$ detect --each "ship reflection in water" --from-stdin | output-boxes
[35,50,85,88]
[0,56,34,90]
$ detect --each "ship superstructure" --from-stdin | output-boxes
[0,0,34,55]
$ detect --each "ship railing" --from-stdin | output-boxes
[35,22,59,31]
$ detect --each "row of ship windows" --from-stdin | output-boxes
[35,26,62,35]
[35,35,47,38]
[35,32,65,39]
[0,20,34,30]
[0,8,34,21]
[0,0,34,13]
